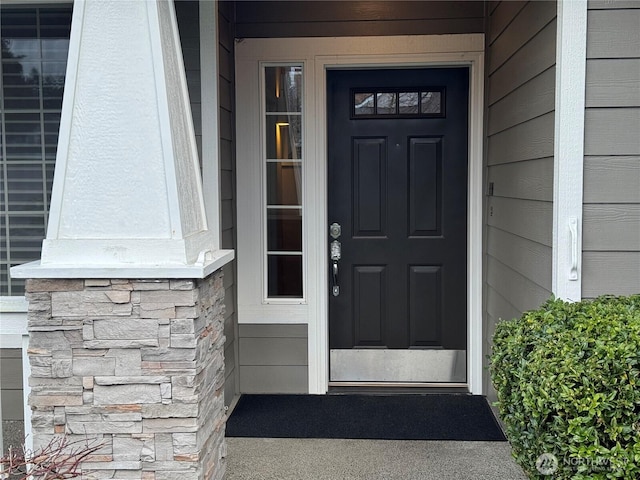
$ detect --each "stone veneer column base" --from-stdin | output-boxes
[25,272,226,480]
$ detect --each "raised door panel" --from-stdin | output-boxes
[409,137,442,236]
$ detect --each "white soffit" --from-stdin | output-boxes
[11,0,232,278]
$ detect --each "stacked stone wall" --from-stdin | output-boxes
[25,272,226,480]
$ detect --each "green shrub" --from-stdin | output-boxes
[490,295,640,479]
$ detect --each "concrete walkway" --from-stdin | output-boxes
[225,438,527,479]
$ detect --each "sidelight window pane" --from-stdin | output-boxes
[265,66,302,113]
[267,208,302,252]
[264,64,304,299]
[266,163,302,206]
[267,255,303,297]
[266,115,302,160]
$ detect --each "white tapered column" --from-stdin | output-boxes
[13,0,231,278]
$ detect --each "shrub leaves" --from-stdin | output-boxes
[490,295,640,479]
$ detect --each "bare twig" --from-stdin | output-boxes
[1,436,104,480]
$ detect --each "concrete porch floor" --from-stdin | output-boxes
[225,437,527,479]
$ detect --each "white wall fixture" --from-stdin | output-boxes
[12,0,233,280]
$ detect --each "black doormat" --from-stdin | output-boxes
[226,394,506,441]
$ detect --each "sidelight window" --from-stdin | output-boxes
[263,65,303,298]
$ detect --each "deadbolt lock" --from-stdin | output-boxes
[330,222,341,239]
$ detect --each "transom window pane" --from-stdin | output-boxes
[399,92,419,114]
[354,93,374,115]
[352,88,444,118]
[421,91,442,114]
[264,65,304,299]
[376,92,396,115]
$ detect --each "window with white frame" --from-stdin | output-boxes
[263,65,304,299]
[0,6,72,295]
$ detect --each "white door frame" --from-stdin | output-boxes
[235,35,485,394]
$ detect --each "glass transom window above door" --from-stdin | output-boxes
[264,65,303,299]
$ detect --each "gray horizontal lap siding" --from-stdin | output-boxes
[1,349,24,450]
[483,0,557,399]
[0,349,22,420]
[582,3,640,299]
[238,325,308,394]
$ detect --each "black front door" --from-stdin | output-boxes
[328,68,469,384]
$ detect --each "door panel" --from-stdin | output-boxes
[409,137,441,235]
[409,265,442,346]
[353,138,387,236]
[354,265,386,346]
[328,68,469,383]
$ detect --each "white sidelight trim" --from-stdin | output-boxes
[467,52,485,395]
[236,35,485,395]
[552,0,587,302]
[200,0,222,247]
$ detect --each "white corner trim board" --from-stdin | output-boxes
[552,0,587,302]
[236,34,485,394]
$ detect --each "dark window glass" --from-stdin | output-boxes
[376,92,396,115]
[265,65,304,298]
[352,88,444,118]
[265,115,302,160]
[266,163,302,206]
[1,6,72,296]
[421,91,442,114]
[267,208,302,252]
[264,66,302,113]
[354,93,374,115]
[399,92,419,114]
[267,255,303,297]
